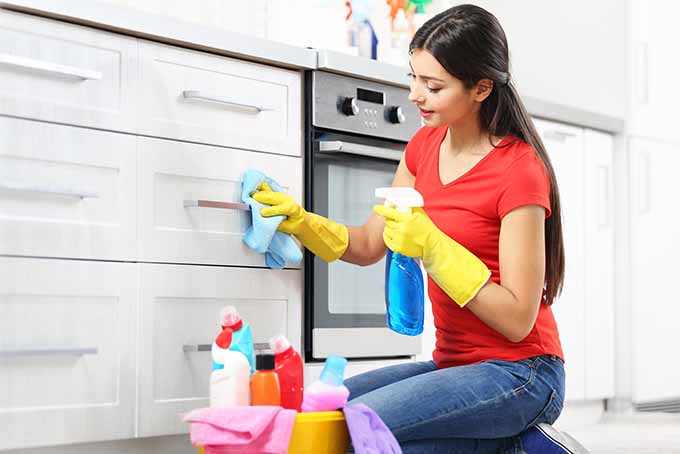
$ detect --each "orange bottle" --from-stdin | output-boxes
[250,353,281,406]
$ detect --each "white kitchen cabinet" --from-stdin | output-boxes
[628,1,680,143]
[583,129,615,400]
[535,118,587,402]
[0,117,137,260]
[137,136,302,268]
[137,40,302,156]
[0,257,137,450]
[629,137,680,403]
[137,264,302,437]
[0,10,138,133]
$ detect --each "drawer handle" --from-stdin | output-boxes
[182,90,273,114]
[0,53,102,81]
[0,347,98,358]
[183,344,212,352]
[184,199,251,211]
[0,179,98,199]
[542,130,578,142]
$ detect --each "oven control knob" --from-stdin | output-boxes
[388,106,406,124]
[340,97,359,116]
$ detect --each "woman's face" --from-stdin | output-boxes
[407,48,487,128]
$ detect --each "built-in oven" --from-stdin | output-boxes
[304,70,422,361]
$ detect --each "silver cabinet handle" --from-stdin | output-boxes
[638,150,651,215]
[542,130,578,142]
[317,140,403,162]
[183,199,251,211]
[0,347,98,358]
[0,53,102,81]
[182,90,273,114]
[596,164,611,229]
[0,179,98,199]
[183,344,212,353]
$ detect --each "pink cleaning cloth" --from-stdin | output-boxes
[182,406,297,454]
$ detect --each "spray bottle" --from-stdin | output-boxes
[301,355,350,412]
[375,187,425,336]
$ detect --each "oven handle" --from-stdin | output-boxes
[316,140,403,162]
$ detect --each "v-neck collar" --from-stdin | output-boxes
[436,128,510,188]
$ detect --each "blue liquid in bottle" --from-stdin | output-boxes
[384,249,424,336]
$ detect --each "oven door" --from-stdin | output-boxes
[308,134,422,359]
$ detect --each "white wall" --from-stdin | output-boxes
[446,0,626,119]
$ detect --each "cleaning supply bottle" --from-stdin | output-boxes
[250,353,281,406]
[210,328,251,407]
[375,187,425,336]
[220,306,255,374]
[301,355,350,412]
[270,334,304,411]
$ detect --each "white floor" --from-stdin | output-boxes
[558,412,680,454]
[6,409,680,453]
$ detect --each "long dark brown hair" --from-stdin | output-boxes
[410,4,564,304]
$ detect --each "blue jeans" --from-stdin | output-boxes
[345,355,565,454]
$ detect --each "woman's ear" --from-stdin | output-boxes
[473,79,494,102]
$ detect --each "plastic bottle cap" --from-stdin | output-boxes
[215,328,233,349]
[255,353,276,371]
[319,355,348,386]
[270,334,291,355]
[220,306,242,330]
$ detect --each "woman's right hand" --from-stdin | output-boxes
[251,182,349,263]
[251,182,305,235]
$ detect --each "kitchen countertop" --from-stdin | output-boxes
[0,0,624,134]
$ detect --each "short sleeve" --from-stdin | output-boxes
[497,151,552,219]
[404,126,429,176]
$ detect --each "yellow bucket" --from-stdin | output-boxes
[196,410,350,454]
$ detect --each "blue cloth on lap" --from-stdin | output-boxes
[241,169,303,269]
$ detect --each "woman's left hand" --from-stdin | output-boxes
[373,205,439,258]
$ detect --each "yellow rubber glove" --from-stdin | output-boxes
[373,204,491,307]
[252,182,349,263]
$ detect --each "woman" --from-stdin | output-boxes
[254,4,588,453]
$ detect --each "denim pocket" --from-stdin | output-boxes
[527,389,563,427]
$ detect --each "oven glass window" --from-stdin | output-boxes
[324,156,396,315]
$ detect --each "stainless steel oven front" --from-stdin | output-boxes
[304,70,422,361]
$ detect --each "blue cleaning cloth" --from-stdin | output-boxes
[241,169,303,269]
[343,403,402,454]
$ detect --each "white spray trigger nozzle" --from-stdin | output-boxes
[375,187,424,212]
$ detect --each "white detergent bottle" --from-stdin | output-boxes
[210,328,250,407]
[375,187,425,336]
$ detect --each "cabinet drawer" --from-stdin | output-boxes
[138,264,302,436]
[0,257,137,450]
[0,11,138,132]
[138,40,301,156]
[0,117,137,260]
[138,136,302,267]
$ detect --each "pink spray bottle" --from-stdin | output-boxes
[301,355,350,412]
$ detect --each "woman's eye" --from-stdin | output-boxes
[427,87,442,93]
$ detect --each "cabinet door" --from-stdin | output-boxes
[0,258,137,450]
[138,40,301,156]
[0,10,138,133]
[138,136,302,267]
[534,118,586,401]
[137,264,302,436]
[0,117,137,260]
[630,137,680,403]
[583,130,615,400]
[629,1,680,142]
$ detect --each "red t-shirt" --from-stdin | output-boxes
[404,126,564,368]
